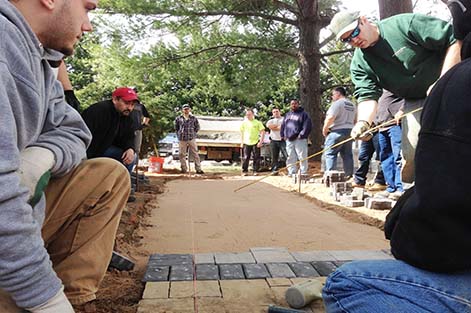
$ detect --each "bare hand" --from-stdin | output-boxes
[394,110,404,125]
[122,148,135,165]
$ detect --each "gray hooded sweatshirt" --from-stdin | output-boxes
[0,0,92,308]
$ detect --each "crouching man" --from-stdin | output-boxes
[0,0,129,312]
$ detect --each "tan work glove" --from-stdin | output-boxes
[17,147,55,206]
[350,120,372,141]
[26,287,74,313]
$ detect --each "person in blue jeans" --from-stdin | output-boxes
[280,99,312,176]
[322,87,356,177]
[352,131,386,189]
[376,90,404,200]
[323,7,471,310]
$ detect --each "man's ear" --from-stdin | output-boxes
[39,0,56,11]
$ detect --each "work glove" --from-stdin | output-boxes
[26,287,74,313]
[17,147,55,207]
[350,120,372,141]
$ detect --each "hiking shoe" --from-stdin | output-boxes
[368,183,388,191]
[351,181,365,188]
[127,195,136,203]
[180,169,187,174]
[196,169,204,174]
[388,190,404,201]
[242,172,250,176]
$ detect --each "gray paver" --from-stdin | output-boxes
[250,247,296,263]
[348,250,393,260]
[333,260,350,268]
[149,254,193,266]
[365,197,393,210]
[215,252,255,264]
[289,263,320,278]
[169,265,194,281]
[194,253,215,264]
[341,199,365,207]
[266,263,296,278]
[242,263,271,279]
[291,251,335,262]
[219,264,245,280]
[327,250,354,261]
[196,264,219,280]
[311,261,337,276]
[142,266,170,282]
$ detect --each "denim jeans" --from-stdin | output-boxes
[102,145,135,174]
[270,140,287,171]
[286,138,308,175]
[324,129,353,177]
[353,132,385,186]
[323,259,471,313]
[379,125,403,193]
[242,144,261,172]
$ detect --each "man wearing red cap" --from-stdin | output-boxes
[82,87,139,174]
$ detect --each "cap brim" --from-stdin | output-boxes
[335,20,359,40]
[121,95,138,101]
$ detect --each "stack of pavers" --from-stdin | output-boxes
[142,247,393,283]
[324,170,394,210]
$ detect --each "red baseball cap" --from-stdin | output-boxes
[112,87,138,101]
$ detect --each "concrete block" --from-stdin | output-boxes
[243,263,271,279]
[169,264,194,281]
[149,254,193,266]
[352,187,365,200]
[288,263,320,278]
[194,253,214,264]
[341,199,365,207]
[266,278,292,287]
[250,247,296,263]
[219,264,245,280]
[328,250,354,261]
[365,197,393,210]
[291,251,335,262]
[339,194,358,201]
[142,266,170,282]
[142,282,169,299]
[266,263,296,278]
[196,264,219,280]
[331,182,352,195]
[215,252,256,264]
[311,261,338,276]
[219,280,273,303]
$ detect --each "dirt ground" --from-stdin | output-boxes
[78,161,388,312]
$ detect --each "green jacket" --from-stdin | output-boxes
[351,13,456,102]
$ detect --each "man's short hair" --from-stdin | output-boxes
[246,108,254,114]
[334,87,347,96]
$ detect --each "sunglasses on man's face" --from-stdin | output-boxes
[341,23,361,43]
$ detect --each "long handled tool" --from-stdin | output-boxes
[234,107,422,192]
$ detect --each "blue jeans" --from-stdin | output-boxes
[379,125,403,193]
[270,140,287,171]
[286,139,308,175]
[324,129,353,177]
[323,260,471,313]
[103,145,135,174]
[353,132,385,186]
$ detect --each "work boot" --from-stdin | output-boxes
[180,169,187,174]
[196,169,204,174]
[368,183,387,191]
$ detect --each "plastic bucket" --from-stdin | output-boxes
[148,156,164,173]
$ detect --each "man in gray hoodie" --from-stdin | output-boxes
[0,0,129,312]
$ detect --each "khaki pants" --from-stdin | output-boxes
[0,158,129,311]
[179,139,201,172]
[401,98,424,183]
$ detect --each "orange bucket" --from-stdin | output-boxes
[148,156,164,173]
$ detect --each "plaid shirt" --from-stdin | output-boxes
[175,114,200,141]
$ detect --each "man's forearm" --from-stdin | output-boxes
[357,100,378,124]
[441,41,462,76]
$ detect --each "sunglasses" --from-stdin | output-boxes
[341,22,361,43]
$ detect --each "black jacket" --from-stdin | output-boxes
[82,100,136,158]
[385,57,471,273]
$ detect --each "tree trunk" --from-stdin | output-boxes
[378,0,413,19]
[298,0,323,157]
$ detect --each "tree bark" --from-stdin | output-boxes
[378,0,413,19]
[298,0,323,156]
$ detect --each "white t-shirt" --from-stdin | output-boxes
[266,117,284,141]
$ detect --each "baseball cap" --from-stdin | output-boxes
[329,11,360,40]
[112,87,138,101]
[182,104,191,109]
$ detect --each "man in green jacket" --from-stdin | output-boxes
[329,11,461,183]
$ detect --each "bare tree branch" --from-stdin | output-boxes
[153,44,298,67]
[321,48,354,58]
[319,32,335,48]
[272,0,299,15]
[190,10,298,25]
